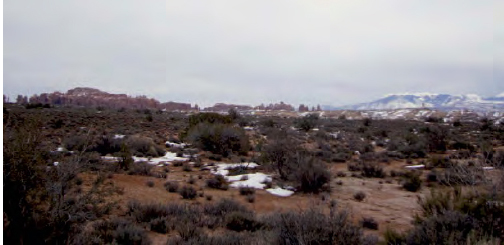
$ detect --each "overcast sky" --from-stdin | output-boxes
[3,0,503,107]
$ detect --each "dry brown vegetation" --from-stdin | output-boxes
[3,103,504,244]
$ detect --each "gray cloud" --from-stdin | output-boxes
[3,0,500,107]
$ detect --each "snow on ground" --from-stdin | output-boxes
[102,152,189,165]
[243,126,254,131]
[266,187,295,197]
[210,162,259,176]
[405,164,425,169]
[209,162,294,197]
[133,152,189,165]
[165,141,188,148]
[227,173,272,189]
[57,147,65,152]
[114,134,126,139]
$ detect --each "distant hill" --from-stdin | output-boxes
[340,92,504,111]
[17,87,297,112]
[25,87,196,111]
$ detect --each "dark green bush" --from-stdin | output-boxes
[164,181,179,193]
[361,162,386,178]
[179,186,197,199]
[149,217,170,234]
[87,218,150,245]
[225,211,262,232]
[268,208,366,245]
[295,113,319,132]
[239,186,255,196]
[125,135,165,157]
[206,175,229,190]
[295,157,331,193]
[354,191,366,202]
[360,217,378,230]
[402,171,422,192]
[186,123,250,156]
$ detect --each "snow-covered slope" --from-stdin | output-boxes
[342,93,504,111]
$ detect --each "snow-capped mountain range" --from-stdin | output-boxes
[339,92,504,111]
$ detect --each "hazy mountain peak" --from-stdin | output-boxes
[342,93,503,111]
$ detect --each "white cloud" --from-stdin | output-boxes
[3,0,499,106]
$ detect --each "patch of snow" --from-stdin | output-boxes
[114,134,126,139]
[482,166,494,170]
[266,187,295,197]
[227,173,272,189]
[56,147,65,152]
[102,156,120,162]
[53,162,59,166]
[210,162,260,176]
[243,126,254,131]
[133,152,189,165]
[165,141,188,148]
[312,128,319,131]
[405,164,425,169]
[329,131,340,138]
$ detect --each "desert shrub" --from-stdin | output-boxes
[182,163,192,172]
[402,171,422,192]
[165,181,179,193]
[179,186,197,199]
[348,162,362,172]
[493,150,504,168]
[425,116,442,123]
[206,175,229,190]
[360,217,379,230]
[127,162,154,176]
[127,201,195,223]
[414,188,504,241]
[225,211,263,232]
[294,157,331,193]
[204,198,249,217]
[87,218,150,245]
[361,162,385,178]
[175,220,201,241]
[437,165,484,186]
[384,228,407,245]
[146,180,155,187]
[426,169,438,182]
[239,186,255,196]
[336,171,346,177]
[185,123,250,156]
[187,112,232,128]
[398,142,427,159]
[149,217,170,234]
[63,135,89,152]
[125,135,165,157]
[332,152,350,163]
[246,194,255,203]
[169,232,254,245]
[261,133,298,180]
[407,211,476,245]
[90,135,123,155]
[187,176,196,185]
[354,191,366,202]
[423,126,448,153]
[428,155,452,168]
[208,154,222,161]
[268,208,365,245]
[295,113,319,132]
